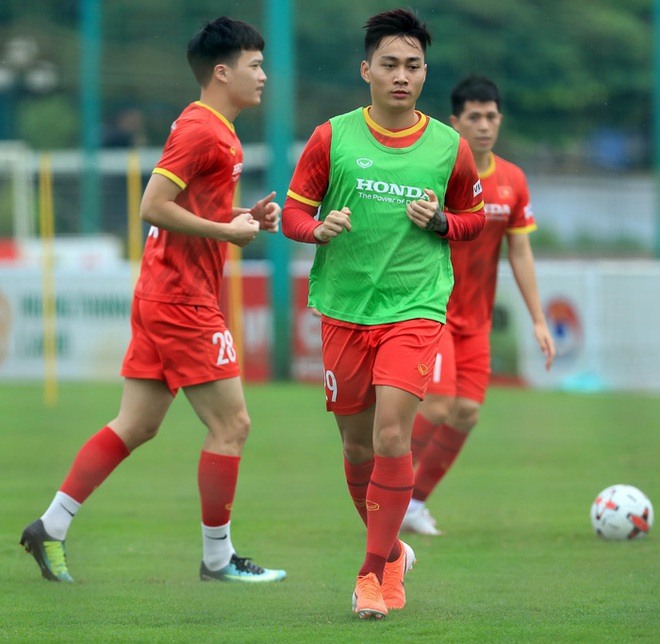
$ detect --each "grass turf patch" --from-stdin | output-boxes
[1,382,658,642]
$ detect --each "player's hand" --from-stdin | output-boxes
[534,321,556,371]
[250,191,281,233]
[227,212,260,247]
[314,207,352,242]
[406,188,448,234]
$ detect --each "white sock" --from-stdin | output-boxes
[201,522,234,571]
[41,491,81,540]
[407,498,425,514]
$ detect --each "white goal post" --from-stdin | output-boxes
[0,141,35,239]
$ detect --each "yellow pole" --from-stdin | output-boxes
[39,153,57,405]
[227,185,244,373]
[127,150,143,287]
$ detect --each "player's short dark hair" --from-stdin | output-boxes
[187,16,265,87]
[451,74,501,116]
[363,8,432,62]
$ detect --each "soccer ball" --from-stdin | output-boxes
[590,484,654,540]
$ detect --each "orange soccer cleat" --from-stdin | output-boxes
[381,540,416,609]
[352,572,388,620]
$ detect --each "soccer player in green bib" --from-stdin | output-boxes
[283,9,485,619]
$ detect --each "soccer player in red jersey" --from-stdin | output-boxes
[20,17,286,583]
[283,10,485,619]
[401,74,556,536]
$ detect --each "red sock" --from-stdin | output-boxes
[198,451,241,526]
[411,414,436,464]
[359,453,414,583]
[343,455,374,527]
[60,426,130,503]
[344,455,403,564]
[413,424,468,501]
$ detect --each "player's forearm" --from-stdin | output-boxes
[510,252,546,324]
[140,201,218,237]
[141,200,232,241]
[282,195,323,243]
[444,208,485,241]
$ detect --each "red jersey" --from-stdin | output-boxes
[284,108,484,243]
[134,102,243,307]
[448,153,537,333]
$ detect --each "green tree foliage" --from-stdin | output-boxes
[295,0,651,165]
[0,0,652,165]
[20,95,79,149]
[422,0,651,143]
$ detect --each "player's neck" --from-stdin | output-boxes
[367,105,419,132]
[198,89,241,124]
[473,150,492,175]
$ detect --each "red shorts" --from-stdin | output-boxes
[425,327,491,403]
[121,297,241,395]
[321,317,444,414]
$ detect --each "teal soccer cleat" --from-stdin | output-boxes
[200,554,286,582]
[20,519,74,582]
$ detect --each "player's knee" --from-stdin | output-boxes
[142,423,161,440]
[110,421,160,451]
[203,411,250,455]
[223,410,251,445]
[342,438,373,463]
[420,395,455,425]
[452,400,480,432]
[374,425,410,457]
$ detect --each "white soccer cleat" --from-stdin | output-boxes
[400,505,442,536]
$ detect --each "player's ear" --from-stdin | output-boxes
[449,114,459,130]
[214,63,230,83]
[360,60,371,84]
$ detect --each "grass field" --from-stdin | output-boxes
[1,382,659,642]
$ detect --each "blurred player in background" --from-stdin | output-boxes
[401,74,556,536]
[283,9,484,619]
[21,16,286,583]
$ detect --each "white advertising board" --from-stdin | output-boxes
[1,260,659,393]
[495,260,660,392]
[0,267,132,380]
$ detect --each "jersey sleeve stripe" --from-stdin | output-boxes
[286,189,322,207]
[153,167,187,190]
[507,223,538,234]
[447,200,484,214]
